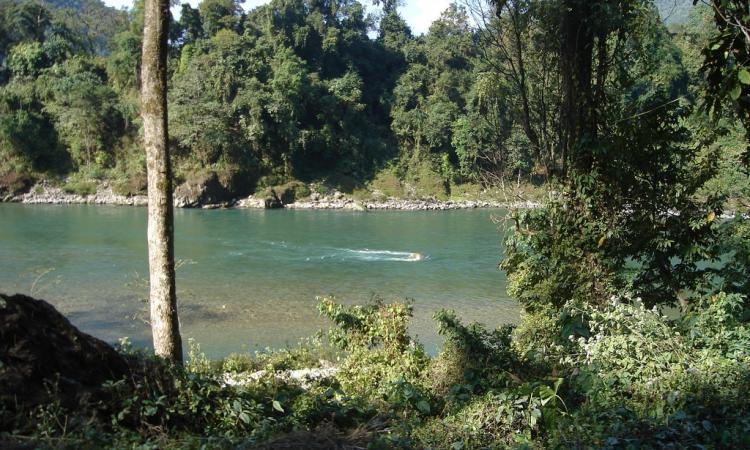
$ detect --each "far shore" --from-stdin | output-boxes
[1,181,541,211]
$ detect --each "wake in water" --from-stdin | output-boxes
[230,241,426,262]
[335,248,426,262]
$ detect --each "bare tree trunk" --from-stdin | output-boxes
[141,0,182,363]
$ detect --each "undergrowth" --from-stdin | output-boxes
[2,293,749,449]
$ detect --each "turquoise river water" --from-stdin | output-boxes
[0,204,518,357]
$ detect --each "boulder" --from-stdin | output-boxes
[173,172,232,208]
[0,293,130,412]
[236,196,266,208]
[0,172,34,200]
[271,181,311,205]
[262,188,284,208]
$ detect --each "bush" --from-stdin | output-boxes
[62,179,97,196]
[510,304,571,368]
[428,310,517,398]
[270,181,310,204]
[318,297,430,408]
[111,173,147,196]
[370,170,404,198]
[548,294,750,448]
[413,380,565,449]
[408,160,449,200]
[449,182,482,200]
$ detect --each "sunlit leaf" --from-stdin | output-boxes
[731,84,742,100]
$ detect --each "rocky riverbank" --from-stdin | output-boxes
[254,191,537,210]
[3,180,148,206]
[2,180,540,210]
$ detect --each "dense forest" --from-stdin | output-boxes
[3,0,750,449]
[2,0,744,202]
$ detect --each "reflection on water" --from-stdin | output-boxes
[0,204,518,357]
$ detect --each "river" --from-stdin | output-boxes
[0,203,518,357]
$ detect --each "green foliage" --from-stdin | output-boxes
[6,292,750,449]
[0,0,743,204]
[111,172,146,196]
[695,0,750,164]
[40,58,124,169]
[369,169,404,198]
[268,180,310,204]
[408,159,449,199]
[501,30,724,308]
[0,0,554,196]
[415,379,565,449]
[318,296,429,407]
[429,310,518,397]
[542,294,750,448]
[0,82,62,172]
[61,179,96,195]
[8,42,47,77]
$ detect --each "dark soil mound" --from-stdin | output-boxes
[0,293,130,413]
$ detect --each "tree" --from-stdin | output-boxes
[41,59,123,168]
[141,0,182,362]
[696,0,750,164]
[495,1,727,311]
[177,3,203,45]
[198,0,243,36]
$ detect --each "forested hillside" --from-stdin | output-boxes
[1,0,741,203]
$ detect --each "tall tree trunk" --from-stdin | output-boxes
[559,0,596,175]
[141,0,182,362]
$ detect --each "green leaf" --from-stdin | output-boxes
[416,399,431,414]
[238,412,250,424]
[731,84,742,100]
[739,69,750,85]
[272,400,284,413]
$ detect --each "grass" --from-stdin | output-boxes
[62,180,97,196]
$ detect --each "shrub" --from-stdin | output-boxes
[270,181,310,204]
[62,179,97,196]
[318,297,430,407]
[111,173,147,196]
[370,170,404,198]
[510,304,573,371]
[553,294,750,448]
[449,182,482,200]
[413,380,565,449]
[428,310,517,399]
[409,160,449,200]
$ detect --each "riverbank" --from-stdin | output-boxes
[2,180,541,210]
